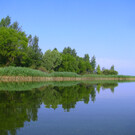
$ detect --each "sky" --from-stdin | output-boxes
[0,0,135,75]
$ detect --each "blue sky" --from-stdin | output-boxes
[1,0,135,75]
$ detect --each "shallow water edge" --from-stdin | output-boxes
[0,76,135,82]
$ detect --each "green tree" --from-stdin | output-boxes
[83,54,90,62]
[102,69,118,75]
[0,16,21,32]
[85,61,93,73]
[58,54,79,72]
[63,46,77,57]
[27,35,43,68]
[10,21,21,31]
[0,16,11,27]
[0,27,28,66]
[78,59,86,74]
[96,65,101,74]
[90,56,96,72]
[110,65,114,71]
[43,49,62,71]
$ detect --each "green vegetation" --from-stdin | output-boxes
[0,67,80,77]
[1,80,128,91]
[0,81,80,91]
[43,49,62,71]
[96,65,101,74]
[0,83,96,134]
[0,82,120,134]
[50,72,80,77]
[0,82,47,91]
[102,65,118,75]
[82,74,135,78]
[0,67,135,79]
[0,67,48,77]
[0,16,119,75]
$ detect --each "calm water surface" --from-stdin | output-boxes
[0,82,135,135]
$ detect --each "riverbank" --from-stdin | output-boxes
[0,67,135,82]
[0,76,135,82]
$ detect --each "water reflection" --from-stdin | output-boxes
[0,82,118,135]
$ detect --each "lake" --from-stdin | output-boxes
[0,81,135,135]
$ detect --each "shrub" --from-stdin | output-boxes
[102,69,118,75]
[37,66,48,73]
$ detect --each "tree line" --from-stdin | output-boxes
[0,16,118,75]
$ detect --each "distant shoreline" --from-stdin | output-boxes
[1,76,135,82]
[0,67,135,82]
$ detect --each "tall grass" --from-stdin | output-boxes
[0,67,49,77]
[0,67,135,78]
[50,72,80,77]
[82,74,135,78]
[0,67,80,77]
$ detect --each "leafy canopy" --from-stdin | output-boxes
[0,27,28,66]
[43,49,62,71]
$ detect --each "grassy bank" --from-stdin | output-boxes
[82,74,135,78]
[0,67,80,77]
[0,66,135,78]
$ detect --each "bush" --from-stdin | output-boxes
[37,66,48,73]
[102,69,118,75]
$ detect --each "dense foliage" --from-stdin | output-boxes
[0,67,48,77]
[0,16,118,75]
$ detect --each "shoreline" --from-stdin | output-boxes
[1,76,135,82]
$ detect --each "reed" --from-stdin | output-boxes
[0,67,135,79]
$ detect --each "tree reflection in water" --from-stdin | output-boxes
[0,82,118,135]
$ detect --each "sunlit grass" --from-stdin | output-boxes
[50,72,80,77]
[0,67,80,77]
[82,74,135,78]
[0,67,135,78]
[0,67,49,77]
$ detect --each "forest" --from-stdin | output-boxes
[0,16,118,75]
